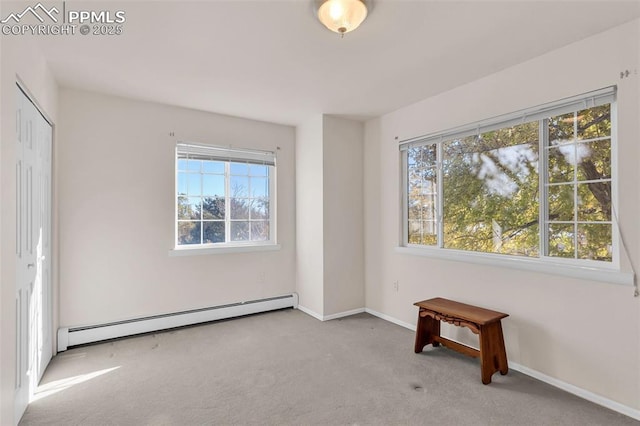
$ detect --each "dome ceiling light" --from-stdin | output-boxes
[317,0,368,37]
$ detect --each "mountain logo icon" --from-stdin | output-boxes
[1,3,60,24]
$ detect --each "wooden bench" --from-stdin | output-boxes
[414,298,509,384]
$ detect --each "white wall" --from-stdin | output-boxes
[322,116,364,316]
[295,116,324,315]
[295,115,365,318]
[0,36,59,426]
[57,89,295,327]
[637,26,640,416]
[364,20,640,410]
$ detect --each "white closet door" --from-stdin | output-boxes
[15,85,53,422]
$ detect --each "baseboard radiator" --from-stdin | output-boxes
[57,293,298,352]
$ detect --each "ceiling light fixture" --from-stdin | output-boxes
[317,0,368,37]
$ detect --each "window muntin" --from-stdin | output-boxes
[401,88,615,265]
[176,144,275,248]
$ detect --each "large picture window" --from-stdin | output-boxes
[401,87,615,265]
[175,143,276,248]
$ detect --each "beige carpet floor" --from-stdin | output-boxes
[19,309,637,425]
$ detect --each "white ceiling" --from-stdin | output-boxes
[36,0,640,126]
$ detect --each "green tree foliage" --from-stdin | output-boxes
[177,196,270,244]
[407,104,612,261]
[177,196,226,244]
[442,122,539,256]
[547,105,611,261]
[407,145,437,245]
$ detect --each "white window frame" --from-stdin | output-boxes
[170,142,279,255]
[398,87,634,286]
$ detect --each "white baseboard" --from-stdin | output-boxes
[508,362,640,421]
[365,308,417,331]
[297,305,323,321]
[323,308,365,321]
[365,308,640,421]
[58,294,298,351]
[297,306,366,321]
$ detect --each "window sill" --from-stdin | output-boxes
[394,246,634,286]
[169,244,281,256]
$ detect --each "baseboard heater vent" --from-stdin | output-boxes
[57,293,298,352]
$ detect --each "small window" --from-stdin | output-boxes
[175,143,276,248]
[400,87,616,267]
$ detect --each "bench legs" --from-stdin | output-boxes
[414,313,440,353]
[479,321,508,385]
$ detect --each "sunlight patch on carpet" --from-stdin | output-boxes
[31,366,120,403]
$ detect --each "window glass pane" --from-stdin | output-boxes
[420,196,437,221]
[514,224,540,257]
[230,198,249,219]
[408,221,422,245]
[577,104,611,140]
[408,195,437,222]
[249,164,268,176]
[202,174,225,197]
[548,223,575,258]
[187,173,202,196]
[548,184,574,222]
[422,221,437,246]
[203,221,225,244]
[230,176,249,197]
[178,159,188,171]
[407,220,436,246]
[547,147,574,183]
[407,143,438,247]
[577,224,612,261]
[203,160,224,174]
[231,221,250,241]
[188,197,201,220]
[178,221,201,245]
[202,196,225,220]
[230,162,249,175]
[408,197,421,221]
[577,183,610,222]
[576,140,611,181]
[548,113,574,143]
[420,170,437,194]
[187,159,201,172]
[251,221,269,241]
[177,196,189,220]
[177,196,201,220]
[422,144,437,165]
[550,141,579,165]
[409,168,438,199]
[177,172,188,195]
[407,147,418,167]
[408,170,421,198]
[250,177,268,198]
[250,199,269,220]
[422,196,437,221]
[442,123,539,256]
[411,144,437,167]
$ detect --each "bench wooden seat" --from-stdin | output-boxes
[414,297,509,384]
